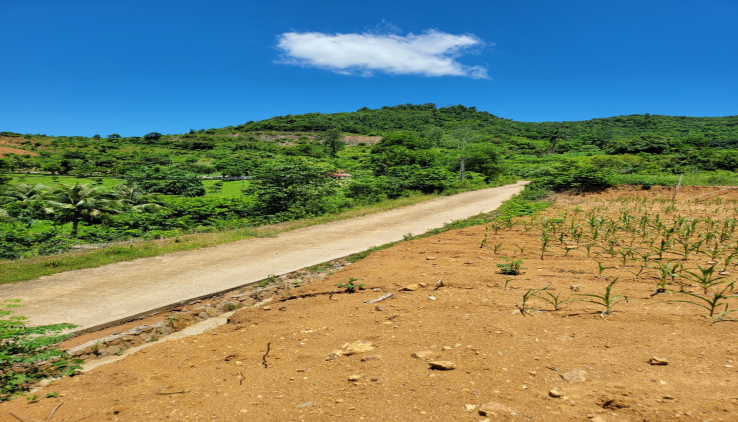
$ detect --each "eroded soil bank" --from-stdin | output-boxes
[2,186,738,422]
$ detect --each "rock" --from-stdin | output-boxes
[648,357,669,366]
[561,369,587,383]
[464,260,474,264]
[411,350,437,360]
[341,340,375,355]
[296,401,315,408]
[549,389,563,398]
[442,346,452,351]
[375,305,386,312]
[400,284,420,291]
[428,361,456,370]
[464,404,477,411]
[262,306,272,311]
[360,355,381,362]
[428,296,436,301]
[348,375,362,382]
[478,401,515,417]
[426,256,437,260]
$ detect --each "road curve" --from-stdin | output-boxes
[0,182,527,331]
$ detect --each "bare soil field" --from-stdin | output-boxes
[3,186,738,422]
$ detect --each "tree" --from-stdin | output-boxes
[143,132,163,141]
[463,143,503,181]
[108,134,121,139]
[0,183,50,227]
[46,183,124,236]
[126,167,206,197]
[443,128,479,180]
[542,128,568,154]
[322,128,346,157]
[245,158,340,218]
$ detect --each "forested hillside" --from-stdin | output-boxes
[1,104,737,260]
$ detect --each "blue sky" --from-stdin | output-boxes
[1,0,736,137]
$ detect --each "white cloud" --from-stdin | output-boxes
[276,29,489,79]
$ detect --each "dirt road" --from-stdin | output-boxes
[0,182,526,331]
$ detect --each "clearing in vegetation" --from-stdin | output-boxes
[1,185,738,421]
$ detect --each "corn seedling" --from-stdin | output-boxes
[516,285,549,316]
[576,278,628,320]
[664,283,738,322]
[682,264,729,294]
[594,260,610,278]
[652,261,684,295]
[534,287,578,311]
[503,277,514,291]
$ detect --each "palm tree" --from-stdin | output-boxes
[47,183,124,236]
[115,183,164,213]
[0,183,49,204]
[0,183,50,227]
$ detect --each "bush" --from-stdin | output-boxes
[539,163,613,193]
[1,300,82,401]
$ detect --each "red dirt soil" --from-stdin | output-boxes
[2,186,738,422]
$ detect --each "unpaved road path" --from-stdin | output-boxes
[0,182,526,331]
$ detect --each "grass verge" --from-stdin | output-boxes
[1,192,452,284]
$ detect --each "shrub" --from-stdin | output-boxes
[1,300,82,401]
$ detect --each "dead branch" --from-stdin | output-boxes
[363,293,393,304]
[262,342,272,369]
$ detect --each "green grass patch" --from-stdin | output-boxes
[9,174,124,188]
[610,171,738,187]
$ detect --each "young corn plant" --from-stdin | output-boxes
[576,278,629,320]
[682,264,729,294]
[594,260,611,278]
[516,285,549,316]
[534,287,578,311]
[664,283,738,323]
[651,261,684,295]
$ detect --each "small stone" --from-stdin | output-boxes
[401,284,420,291]
[464,260,474,264]
[375,305,386,312]
[442,346,452,351]
[262,306,272,311]
[648,357,669,366]
[663,395,674,400]
[341,340,375,355]
[348,375,362,382]
[426,256,437,260]
[478,401,515,417]
[412,350,437,360]
[296,401,315,408]
[428,361,456,370]
[549,389,563,398]
[428,296,436,301]
[360,355,382,362]
[561,369,587,383]
[464,404,477,411]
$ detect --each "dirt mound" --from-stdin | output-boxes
[2,187,738,421]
